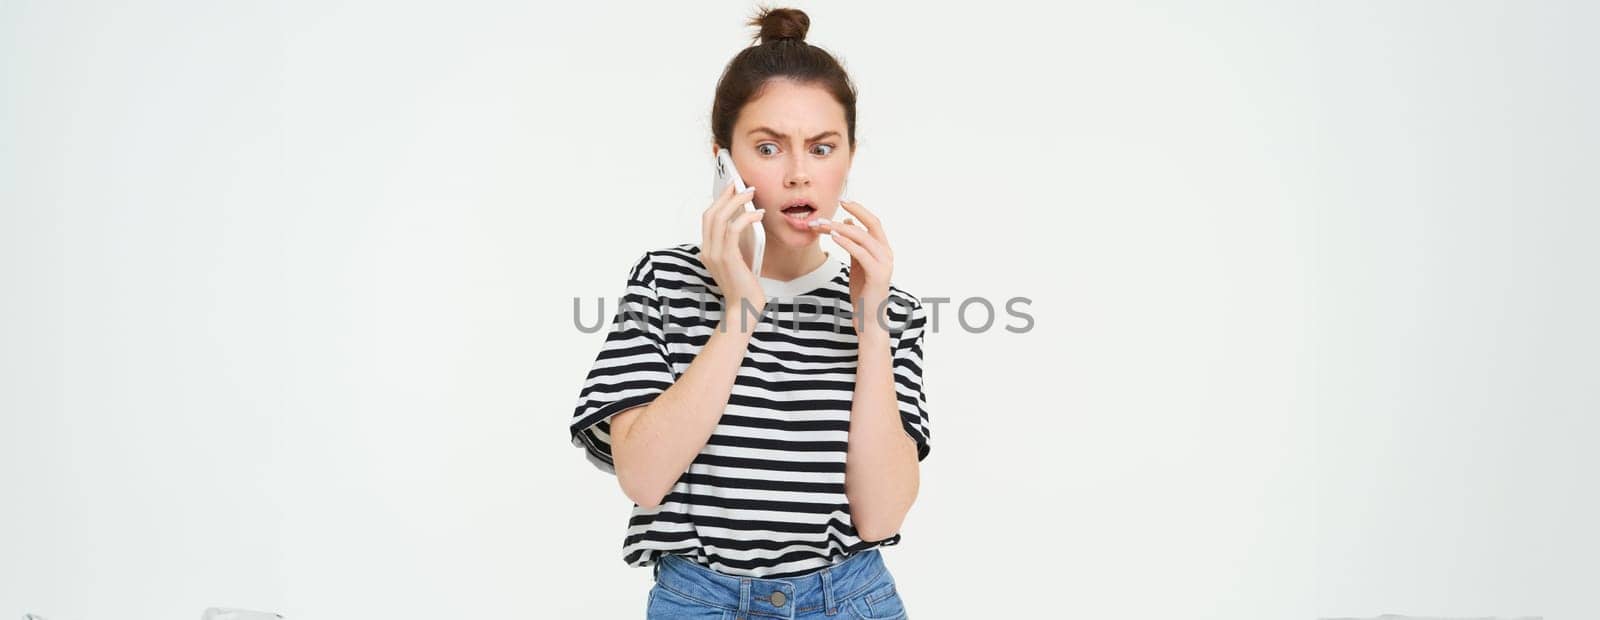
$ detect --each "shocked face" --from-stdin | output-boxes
[720,79,853,247]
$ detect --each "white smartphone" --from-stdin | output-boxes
[711,147,765,279]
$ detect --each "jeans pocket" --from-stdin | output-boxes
[646,583,734,620]
[846,582,908,619]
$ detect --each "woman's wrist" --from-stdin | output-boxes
[855,327,893,351]
[719,295,766,335]
[850,291,896,335]
[716,297,764,337]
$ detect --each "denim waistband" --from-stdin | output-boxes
[651,549,889,619]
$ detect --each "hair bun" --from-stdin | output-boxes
[749,7,810,44]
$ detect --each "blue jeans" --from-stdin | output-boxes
[647,549,909,619]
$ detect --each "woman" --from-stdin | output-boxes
[571,7,932,619]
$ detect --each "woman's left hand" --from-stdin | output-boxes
[816,200,895,335]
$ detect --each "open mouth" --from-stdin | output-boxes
[780,202,816,221]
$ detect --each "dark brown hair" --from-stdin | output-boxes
[711,7,858,151]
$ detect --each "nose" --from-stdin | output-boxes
[784,158,810,188]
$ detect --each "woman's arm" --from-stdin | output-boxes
[842,304,921,542]
[608,312,760,509]
[820,202,922,542]
[610,182,769,509]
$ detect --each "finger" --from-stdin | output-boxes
[728,202,764,227]
[814,216,866,234]
[711,188,752,229]
[811,217,866,242]
[704,182,738,225]
[837,215,892,262]
[725,209,766,244]
[703,217,720,266]
[824,218,887,264]
[724,209,766,266]
[707,198,740,263]
[703,184,740,256]
[838,200,886,243]
[836,217,871,243]
[719,187,757,225]
[828,228,880,274]
[704,184,752,228]
[712,189,756,257]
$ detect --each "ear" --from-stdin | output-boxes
[711,140,721,157]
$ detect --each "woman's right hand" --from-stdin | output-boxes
[701,183,767,328]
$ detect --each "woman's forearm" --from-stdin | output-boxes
[609,315,758,509]
[843,322,921,542]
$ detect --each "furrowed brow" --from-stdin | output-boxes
[747,127,841,142]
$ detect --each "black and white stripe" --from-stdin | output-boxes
[571,243,932,579]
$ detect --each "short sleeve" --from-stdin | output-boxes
[891,299,932,462]
[570,251,678,475]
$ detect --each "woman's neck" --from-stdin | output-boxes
[759,242,828,282]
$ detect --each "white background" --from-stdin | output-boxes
[3,1,1596,618]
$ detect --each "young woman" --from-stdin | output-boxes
[571,8,932,619]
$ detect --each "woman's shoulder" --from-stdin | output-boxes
[631,242,692,260]
[643,243,706,269]
[887,281,922,309]
[628,243,710,289]
[886,281,926,333]
[833,261,926,335]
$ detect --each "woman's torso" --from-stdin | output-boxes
[623,243,919,578]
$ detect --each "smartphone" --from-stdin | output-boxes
[711,148,765,279]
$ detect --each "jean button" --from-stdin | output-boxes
[770,591,786,607]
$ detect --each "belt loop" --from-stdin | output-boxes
[819,564,837,615]
[738,578,752,618]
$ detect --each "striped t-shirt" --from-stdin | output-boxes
[570,243,932,579]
